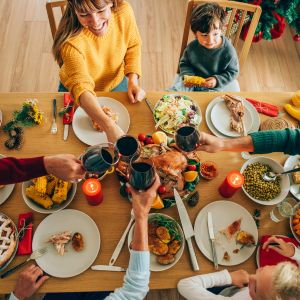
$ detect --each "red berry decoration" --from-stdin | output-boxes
[157,185,166,194]
[138,133,147,142]
[145,137,154,145]
[187,165,197,171]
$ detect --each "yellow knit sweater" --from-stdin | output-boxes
[60,1,142,103]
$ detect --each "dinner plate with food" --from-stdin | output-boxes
[0,155,15,206]
[205,95,260,138]
[0,213,18,272]
[22,175,77,214]
[194,200,258,266]
[72,97,130,145]
[32,209,100,278]
[116,132,206,209]
[127,213,184,271]
[153,94,202,135]
[284,155,300,201]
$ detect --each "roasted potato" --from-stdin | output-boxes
[156,226,171,243]
[149,237,169,256]
[157,254,175,265]
[148,223,158,237]
[168,240,181,255]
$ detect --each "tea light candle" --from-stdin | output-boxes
[82,178,103,205]
[219,171,244,198]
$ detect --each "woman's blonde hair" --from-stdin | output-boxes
[53,0,123,66]
[272,262,300,300]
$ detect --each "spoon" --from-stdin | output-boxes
[262,167,300,182]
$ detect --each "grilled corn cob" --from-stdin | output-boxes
[52,180,69,204]
[25,185,53,209]
[46,175,58,196]
[33,176,48,194]
[183,75,206,87]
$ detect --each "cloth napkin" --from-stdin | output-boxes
[246,98,279,117]
[63,93,75,125]
[259,235,299,267]
[17,212,33,255]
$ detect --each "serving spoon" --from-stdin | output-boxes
[262,166,300,182]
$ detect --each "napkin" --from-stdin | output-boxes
[259,235,299,267]
[63,93,75,125]
[246,98,279,117]
[17,212,33,255]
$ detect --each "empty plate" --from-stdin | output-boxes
[210,101,253,137]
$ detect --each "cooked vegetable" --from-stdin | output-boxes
[52,180,69,204]
[25,186,53,209]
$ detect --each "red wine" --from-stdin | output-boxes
[129,161,155,190]
[116,136,139,159]
[132,162,152,172]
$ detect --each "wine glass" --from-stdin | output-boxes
[115,135,140,163]
[175,126,200,152]
[81,142,119,176]
[129,154,155,190]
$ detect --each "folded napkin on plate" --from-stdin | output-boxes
[259,235,298,267]
[246,98,279,117]
[17,212,33,255]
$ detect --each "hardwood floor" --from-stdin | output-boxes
[0,1,299,299]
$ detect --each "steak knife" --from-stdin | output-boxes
[207,212,218,270]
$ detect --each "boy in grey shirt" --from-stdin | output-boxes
[170,2,239,92]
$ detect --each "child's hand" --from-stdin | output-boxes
[203,77,217,89]
[262,236,296,258]
[229,270,249,288]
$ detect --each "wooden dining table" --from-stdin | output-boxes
[0,91,295,293]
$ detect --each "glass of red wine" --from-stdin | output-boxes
[129,154,155,190]
[81,142,119,177]
[115,135,140,163]
[175,126,200,152]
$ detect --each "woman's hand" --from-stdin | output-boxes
[203,77,217,89]
[229,270,249,288]
[127,73,146,103]
[262,236,296,258]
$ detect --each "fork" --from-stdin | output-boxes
[0,247,48,279]
[51,98,57,134]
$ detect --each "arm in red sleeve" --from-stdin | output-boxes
[0,157,47,184]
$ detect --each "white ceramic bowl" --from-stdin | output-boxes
[240,157,290,205]
[290,202,300,243]
[22,180,77,214]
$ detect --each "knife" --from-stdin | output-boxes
[144,98,154,114]
[91,265,126,272]
[207,212,218,270]
[173,188,199,271]
[63,93,75,141]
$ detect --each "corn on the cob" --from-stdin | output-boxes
[46,175,58,196]
[25,185,53,209]
[183,75,206,87]
[52,180,69,204]
[33,176,48,194]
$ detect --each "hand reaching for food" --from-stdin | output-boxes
[262,236,296,258]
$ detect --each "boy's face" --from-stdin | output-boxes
[195,21,222,49]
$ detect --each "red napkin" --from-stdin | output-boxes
[259,235,299,267]
[246,98,279,117]
[17,212,33,255]
[63,93,75,125]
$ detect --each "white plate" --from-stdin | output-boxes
[127,213,185,271]
[205,96,260,138]
[22,180,77,214]
[73,97,130,145]
[284,155,300,201]
[194,200,258,266]
[32,209,100,278]
[210,101,253,137]
[0,155,15,205]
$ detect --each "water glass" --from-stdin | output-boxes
[81,142,119,176]
[270,197,298,222]
[175,126,200,152]
[115,135,140,163]
[129,154,155,190]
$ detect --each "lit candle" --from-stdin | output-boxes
[82,178,103,206]
[219,171,244,198]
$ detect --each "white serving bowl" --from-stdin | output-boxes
[240,157,290,206]
[22,180,77,214]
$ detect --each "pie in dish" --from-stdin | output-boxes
[0,214,17,268]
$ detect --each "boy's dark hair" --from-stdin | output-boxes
[190,2,226,34]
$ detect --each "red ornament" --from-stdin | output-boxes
[293,34,300,41]
[241,23,263,43]
[270,12,285,39]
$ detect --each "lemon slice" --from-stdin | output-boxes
[152,195,164,209]
[184,171,198,182]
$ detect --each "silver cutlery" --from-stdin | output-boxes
[144,98,154,114]
[0,247,48,279]
[207,212,218,270]
[91,265,126,272]
[262,167,300,182]
[51,98,57,134]
[109,209,135,266]
[174,188,199,271]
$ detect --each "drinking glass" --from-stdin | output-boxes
[270,197,298,222]
[81,142,119,176]
[175,126,200,152]
[129,154,155,190]
[115,135,140,163]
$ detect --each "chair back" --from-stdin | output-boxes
[178,0,261,73]
[46,0,67,40]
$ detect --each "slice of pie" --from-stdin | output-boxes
[221,218,242,240]
[0,214,17,267]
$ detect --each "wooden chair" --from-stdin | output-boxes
[46,0,67,39]
[178,0,262,73]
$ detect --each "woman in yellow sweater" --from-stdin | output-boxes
[53,0,145,142]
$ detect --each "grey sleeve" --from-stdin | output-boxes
[179,48,195,77]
